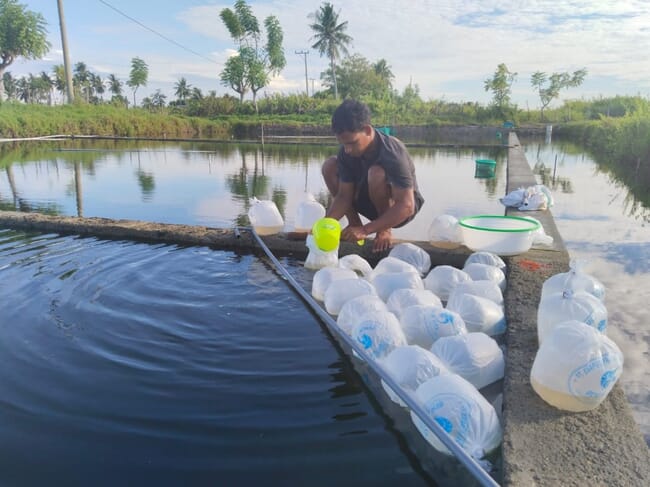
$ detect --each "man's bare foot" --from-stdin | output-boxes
[373,229,393,252]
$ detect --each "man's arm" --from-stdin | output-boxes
[362,185,415,236]
[326,180,355,221]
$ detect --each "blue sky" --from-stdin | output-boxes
[12,0,650,107]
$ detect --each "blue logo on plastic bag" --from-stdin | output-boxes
[435,416,453,433]
[600,370,617,389]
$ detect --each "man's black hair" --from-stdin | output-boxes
[331,99,372,134]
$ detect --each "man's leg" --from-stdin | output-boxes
[366,165,394,251]
[321,156,363,227]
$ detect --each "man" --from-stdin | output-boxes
[322,99,424,252]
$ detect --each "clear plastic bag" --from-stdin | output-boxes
[389,242,431,276]
[371,256,420,278]
[446,293,506,336]
[448,280,503,307]
[400,305,467,349]
[423,265,471,302]
[338,254,373,278]
[386,288,443,319]
[540,259,605,302]
[294,192,326,232]
[371,271,424,302]
[324,278,376,316]
[537,289,607,344]
[428,214,463,249]
[337,295,389,335]
[380,345,449,407]
[350,311,407,360]
[530,321,623,412]
[464,251,506,271]
[311,266,357,301]
[305,234,339,270]
[411,374,502,460]
[248,197,284,235]
[430,333,505,390]
[463,263,506,291]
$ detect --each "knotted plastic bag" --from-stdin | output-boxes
[305,234,339,270]
[463,263,506,291]
[294,192,326,232]
[324,278,377,316]
[338,254,373,278]
[430,333,505,390]
[446,293,506,336]
[428,214,463,249]
[311,267,357,301]
[423,265,472,302]
[371,271,424,302]
[464,251,506,271]
[379,345,449,407]
[530,321,623,412]
[248,197,284,235]
[540,259,605,302]
[371,256,420,278]
[448,280,504,307]
[400,305,467,349]
[386,288,443,319]
[350,310,407,361]
[411,374,502,460]
[337,295,389,335]
[389,242,431,276]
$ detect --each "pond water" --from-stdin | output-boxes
[0,137,647,487]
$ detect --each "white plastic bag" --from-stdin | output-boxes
[448,280,504,307]
[463,263,506,291]
[371,271,424,302]
[248,197,284,235]
[305,234,339,270]
[464,251,506,271]
[530,321,624,412]
[446,293,506,336]
[423,265,471,302]
[338,254,373,278]
[350,311,407,360]
[380,345,449,407]
[337,295,389,335]
[537,289,607,344]
[540,260,605,302]
[400,305,467,349]
[386,288,443,319]
[294,192,326,232]
[324,278,376,316]
[430,333,505,390]
[389,243,431,276]
[522,216,554,247]
[428,215,463,249]
[311,267,357,301]
[411,374,502,459]
[371,256,420,278]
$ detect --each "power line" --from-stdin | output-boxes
[97,0,219,65]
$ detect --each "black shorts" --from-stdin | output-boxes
[354,179,424,228]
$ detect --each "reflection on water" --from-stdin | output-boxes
[0,140,508,241]
[525,140,650,445]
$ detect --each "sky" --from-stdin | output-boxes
[11,0,650,108]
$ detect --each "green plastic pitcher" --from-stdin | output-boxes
[312,217,341,252]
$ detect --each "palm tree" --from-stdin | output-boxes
[90,73,105,103]
[73,62,90,102]
[39,71,54,105]
[3,72,18,100]
[52,64,67,102]
[308,2,352,99]
[107,74,122,97]
[174,77,191,104]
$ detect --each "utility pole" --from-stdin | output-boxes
[295,50,309,96]
[57,0,74,103]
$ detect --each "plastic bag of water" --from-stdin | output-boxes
[389,242,431,276]
[446,293,506,336]
[411,374,502,459]
[464,251,506,271]
[338,254,373,278]
[371,256,420,278]
[371,271,424,302]
[423,265,471,302]
[294,192,326,232]
[311,267,357,301]
[337,295,389,335]
[530,321,623,412]
[430,333,505,390]
[448,280,503,307]
[386,288,443,319]
[463,263,506,292]
[400,305,467,349]
[248,197,284,235]
[537,289,607,345]
[350,311,407,361]
[540,260,605,302]
[379,345,449,408]
[428,214,463,249]
[305,234,339,270]
[324,278,376,316]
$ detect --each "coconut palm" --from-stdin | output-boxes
[107,74,122,97]
[308,2,352,99]
[52,64,67,101]
[174,77,191,104]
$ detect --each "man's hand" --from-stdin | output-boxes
[342,225,392,253]
[341,225,367,242]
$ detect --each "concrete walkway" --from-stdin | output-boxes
[0,132,648,486]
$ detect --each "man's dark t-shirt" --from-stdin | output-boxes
[336,128,424,226]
